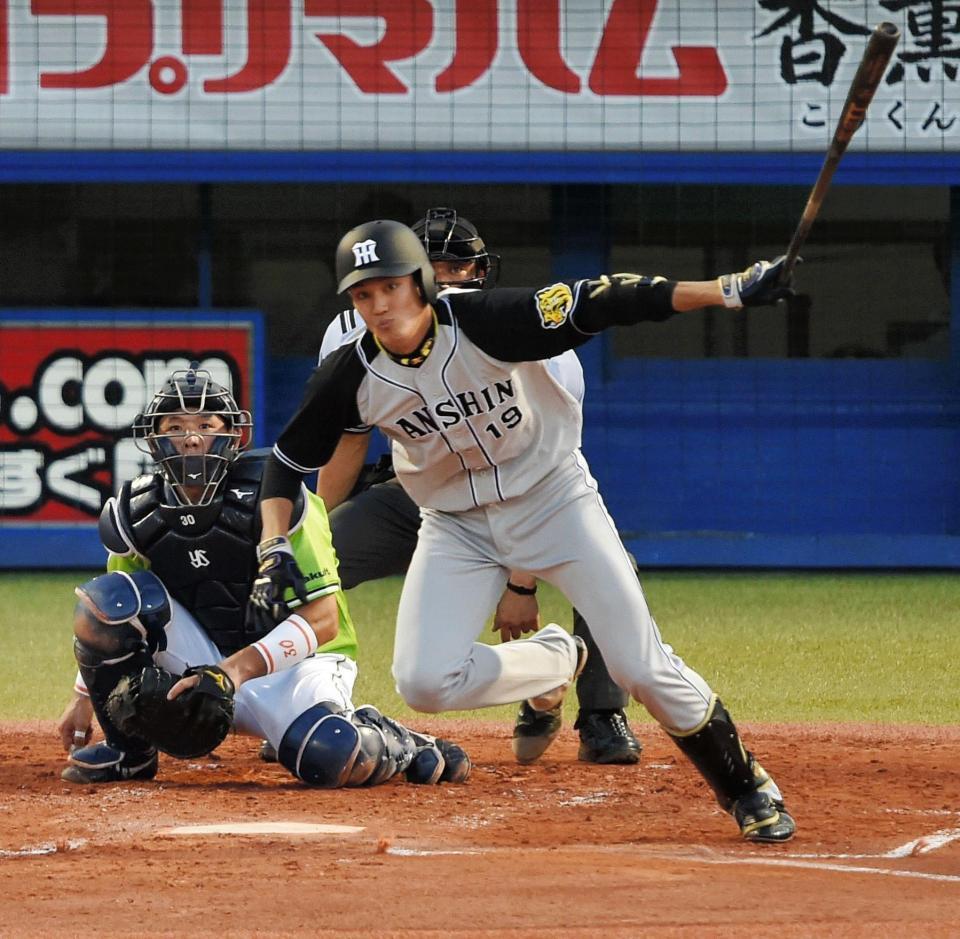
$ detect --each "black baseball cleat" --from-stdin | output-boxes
[511,700,563,764]
[575,710,642,765]
[61,742,158,784]
[732,789,797,843]
[259,739,278,763]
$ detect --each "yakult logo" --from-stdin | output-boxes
[0,1,726,98]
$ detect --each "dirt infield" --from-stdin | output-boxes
[2,720,959,937]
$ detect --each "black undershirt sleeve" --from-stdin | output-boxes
[449,276,678,362]
[261,455,303,502]
[264,343,367,500]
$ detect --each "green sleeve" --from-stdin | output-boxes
[290,491,359,660]
[106,552,149,574]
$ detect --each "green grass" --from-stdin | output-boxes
[4,570,959,724]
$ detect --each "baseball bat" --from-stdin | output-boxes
[780,21,901,283]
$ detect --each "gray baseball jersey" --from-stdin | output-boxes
[275,280,654,510]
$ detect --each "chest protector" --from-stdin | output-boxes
[102,449,306,656]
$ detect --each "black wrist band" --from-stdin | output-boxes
[506,581,537,596]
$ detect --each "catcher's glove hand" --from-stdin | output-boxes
[718,255,796,308]
[246,535,309,632]
[106,665,235,759]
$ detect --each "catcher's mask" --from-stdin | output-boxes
[132,363,252,507]
[335,219,437,303]
[411,207,500,289]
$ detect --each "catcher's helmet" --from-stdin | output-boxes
[132,362,252,507]
[411,207,499,289]
[335,219,437,302]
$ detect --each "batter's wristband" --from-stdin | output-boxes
[717,273,742,309]
[251,613,316,674]
[506,581,537,596]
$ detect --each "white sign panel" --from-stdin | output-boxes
[0,1,953,151]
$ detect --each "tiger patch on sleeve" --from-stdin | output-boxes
[534,283,574,329]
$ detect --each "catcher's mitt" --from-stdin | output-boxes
[106,665,235,759]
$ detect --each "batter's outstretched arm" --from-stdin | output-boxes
[577,258,792,330]
[451,258,791,362]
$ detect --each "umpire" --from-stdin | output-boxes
[311,207,642,766]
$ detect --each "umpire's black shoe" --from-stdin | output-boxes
[732,789,797,843]
[259,739,278,763]
[511,701,563,765]
[61,742,158,784]
[575,710,642,765]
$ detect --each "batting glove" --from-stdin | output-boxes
[718,255,796,308]
[246,536,309,632]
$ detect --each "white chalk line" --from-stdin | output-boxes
[0,838,87,859]
[384,833,960,884]
[673,853,960,884]
[788,828,960,860]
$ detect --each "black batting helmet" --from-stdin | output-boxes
[335,219,437,303]
[411,207,499,289]
[132,362,252,507]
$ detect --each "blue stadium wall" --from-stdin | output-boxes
[3,150,960,568]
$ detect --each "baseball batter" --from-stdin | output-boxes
[251,219,797,841]
[311,206,641,767]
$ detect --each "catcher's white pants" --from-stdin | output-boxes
[393,450,715,733]
[156,599,358,751]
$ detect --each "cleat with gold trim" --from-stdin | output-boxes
[732,789,796,843]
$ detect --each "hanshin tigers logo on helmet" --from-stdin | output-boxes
[534,283,574,329]
[351,239,380,266]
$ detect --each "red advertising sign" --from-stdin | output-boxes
[0,313,260,526]
[0,3,942,151]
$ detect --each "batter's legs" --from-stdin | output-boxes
[393,513,580,712]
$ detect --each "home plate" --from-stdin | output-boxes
[158,822,365,836]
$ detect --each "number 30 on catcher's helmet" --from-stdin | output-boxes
[335,219,437,303]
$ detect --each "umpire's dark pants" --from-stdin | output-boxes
[327,479,629,711]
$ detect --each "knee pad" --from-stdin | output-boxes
[73,571,171,669]
[278,703,361,788]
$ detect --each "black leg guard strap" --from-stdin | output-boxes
[668,696,759,812]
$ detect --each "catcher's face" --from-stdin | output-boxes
[348,274,432,355]
[154,412,238,503]
[157,412,230,455]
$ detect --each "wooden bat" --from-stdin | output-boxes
[780,21,901,283]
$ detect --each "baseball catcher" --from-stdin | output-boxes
[57,363,470,789]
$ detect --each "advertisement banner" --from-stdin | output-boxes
[0,1,954,152]
[0,311,263,567]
